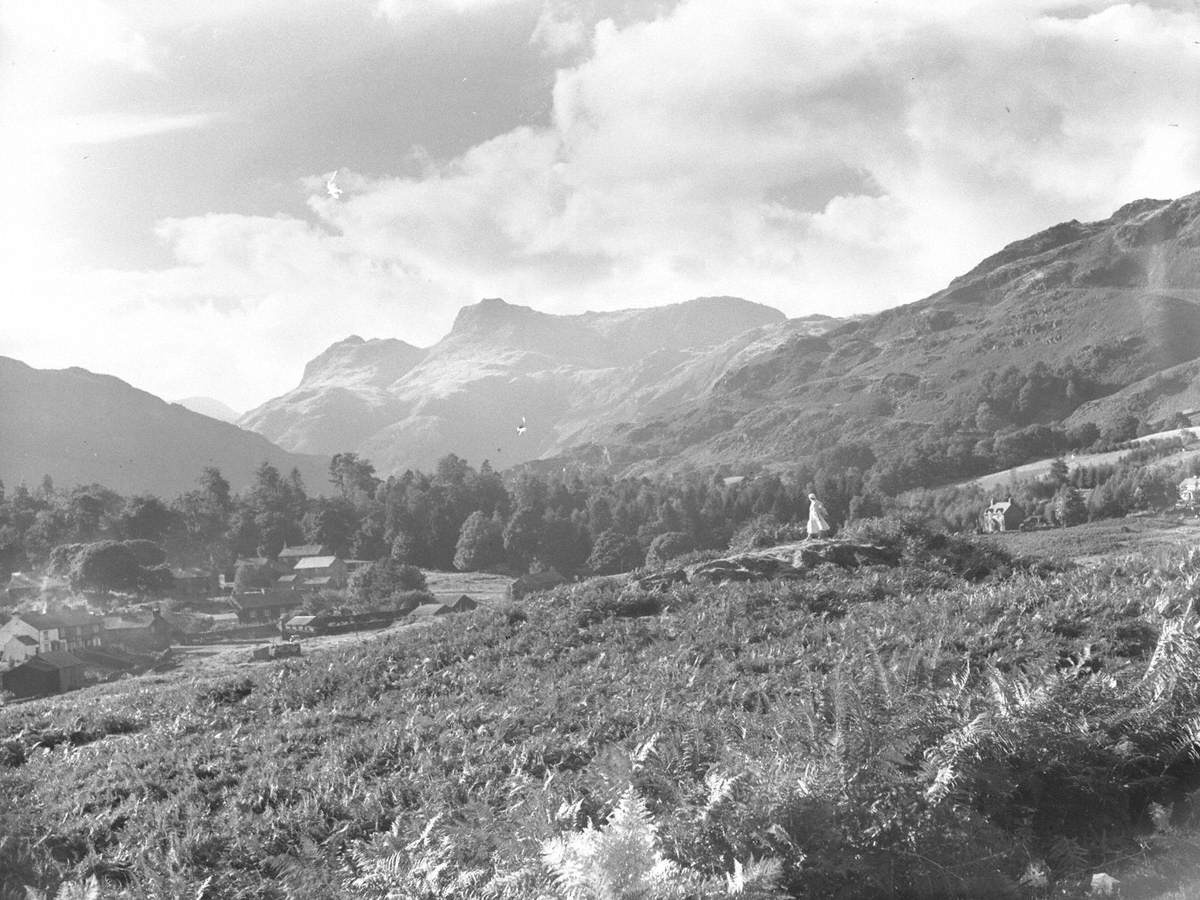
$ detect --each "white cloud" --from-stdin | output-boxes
[304,0,1200,317]
[8,0,1200,410]
[374,0,526,23]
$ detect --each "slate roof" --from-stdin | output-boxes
[13,635,38,646]
[15,612,64,631]
[51,608,104,627]
[279,544,328,559]
[233,593,303,611]
[21,650,84,670]
[293,556,339,570]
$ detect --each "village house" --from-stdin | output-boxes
[49,607,106,652]
[982,497,1025,533]
[277,544,330,569]
[1,650,85,699]
[1,634,40,667]
[287,555,348,591]
[169,567,218,600]
[231,591,304,624]
[102,609,183,653]
[0,612,64,658]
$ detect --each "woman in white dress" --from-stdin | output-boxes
[807,492,831,538]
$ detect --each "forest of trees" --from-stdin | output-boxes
[0,452,836,584]
[1,403,1196,590]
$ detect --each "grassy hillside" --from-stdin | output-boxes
[6,524,1200,898]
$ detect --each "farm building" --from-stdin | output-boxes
[982,497,1025,533]
[289,556,348,590]
[102,609,183,653]
[170,568,218,599]
[49,607,106,652]
[277,544,330,568]
[0,612,63,656]
[232,591,304,624]
[450,595,478,613]
[409,603,451,619]
[1,634,40,667]
[1,650,85,699]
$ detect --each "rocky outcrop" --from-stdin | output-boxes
[635,539,900,590]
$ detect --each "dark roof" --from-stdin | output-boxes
[50,608,104,627]
[278,544,328,559]
[15,612,64,631]
[21,650,84,670]
[14,635,38,646]
[233,593,303,611]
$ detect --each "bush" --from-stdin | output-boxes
[728,515,807,552]
[349,559,427,603]
[644,532,694,569]
[586,531,642,575]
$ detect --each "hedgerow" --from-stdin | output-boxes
[6,541,1200,898]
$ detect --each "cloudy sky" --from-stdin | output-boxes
[3,0,1200,412]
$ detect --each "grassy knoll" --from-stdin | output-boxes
[6,524,1200,898]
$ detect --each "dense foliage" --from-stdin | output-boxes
[6,526,1200,898]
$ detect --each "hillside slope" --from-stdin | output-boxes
[595,190,1200,474]
[240,296,797,473]
[6,534,1200,898]
[0,357,330,496]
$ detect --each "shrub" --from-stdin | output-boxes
[349,559,427,603]
[645,532,694,570]
[586,531,642,575]
[727,516,807,552]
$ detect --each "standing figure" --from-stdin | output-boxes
[807,492,831,539]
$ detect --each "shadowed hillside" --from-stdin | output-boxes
[0,357,330,496]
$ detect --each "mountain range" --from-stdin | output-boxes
[0,357,329,497]
[238,296,839,474]
[8,189,1200,494]
[239,190,1200,477]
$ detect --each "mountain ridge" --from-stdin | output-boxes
[239,295,795,472]
[0,357,330,497]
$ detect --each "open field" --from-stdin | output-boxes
[423,569,513,605]
[968,442,1200,494]
[979,512,1200,563]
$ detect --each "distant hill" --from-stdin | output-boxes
[177,396,241,423]
[240,296,802,473]
[0,357,330,497]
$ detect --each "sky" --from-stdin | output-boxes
[3,0,1200,412]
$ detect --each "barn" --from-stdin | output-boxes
[1,650,85,699]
